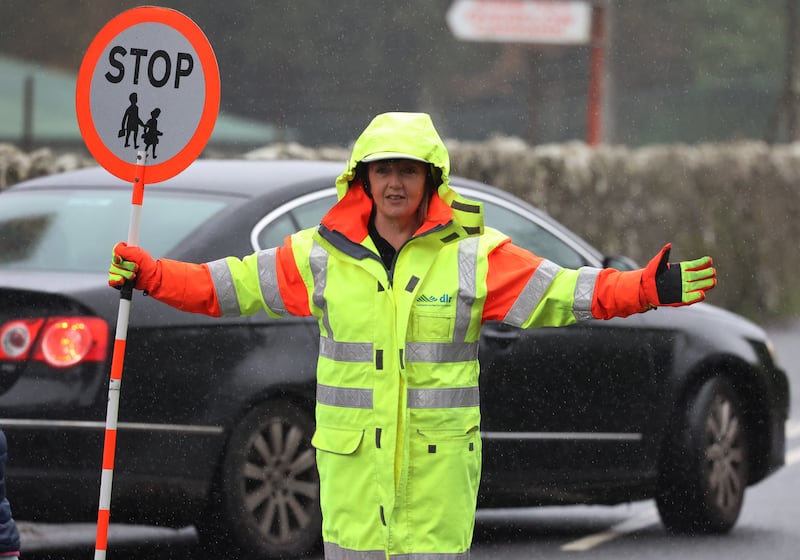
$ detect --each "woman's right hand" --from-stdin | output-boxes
[108,242,160,292]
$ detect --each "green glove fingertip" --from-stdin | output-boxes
[682,255,712,272]
[108,272,124,287]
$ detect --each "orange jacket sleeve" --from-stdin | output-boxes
[484,241,649,323]
[483,240,540,322]
[590,268,649,319]
[146,236,311,318]
[148,259,222,316]
[275,241,312,316]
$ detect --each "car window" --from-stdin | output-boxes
[256,189,588,269]
[257,194,336,249]
[0,189,231,273]
[480,200,587,268]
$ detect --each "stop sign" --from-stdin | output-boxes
[76,6,220,183]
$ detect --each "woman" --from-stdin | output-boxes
[109,112,716,559]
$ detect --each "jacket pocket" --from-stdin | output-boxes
[311,426,364,455]
[412,313,454,342]
[313,425,375,540]
[406,426,481,551]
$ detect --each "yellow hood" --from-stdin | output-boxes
[334,112,483,236]
[335,112,449,198]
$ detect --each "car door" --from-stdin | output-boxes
[470,191,664,502]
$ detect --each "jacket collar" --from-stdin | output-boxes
[320,179,454,244]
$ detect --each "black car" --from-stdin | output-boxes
[0,160,789,558]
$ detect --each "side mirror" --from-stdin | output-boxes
[602,255,639,271]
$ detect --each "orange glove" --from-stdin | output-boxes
[108,242,161,292]
[641,243,717,307]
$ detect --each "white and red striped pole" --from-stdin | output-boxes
[94,151,147,560]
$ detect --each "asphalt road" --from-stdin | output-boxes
[16,318,800,560]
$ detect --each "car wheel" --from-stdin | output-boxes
[200,400,321,558]
[656,376,749,534]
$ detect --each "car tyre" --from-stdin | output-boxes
[199,400,321,558]
[656,376,749,534]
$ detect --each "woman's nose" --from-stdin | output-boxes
[386,171,403,185]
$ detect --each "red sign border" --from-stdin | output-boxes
[76,6,220,183]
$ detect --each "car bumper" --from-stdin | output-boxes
[3,419,225,526]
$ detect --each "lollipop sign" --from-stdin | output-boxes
[76,6,220,183]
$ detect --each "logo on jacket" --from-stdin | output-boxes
[416,293,453,306]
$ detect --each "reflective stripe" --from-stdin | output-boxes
[407,387,479,409]
[207,258,241,317]
[256,248,291,317]
[503,259,561,327]
[319,337,374,362]
[317,384,373,409]
[391,553,471,560]
[451,200,480,213]
[324,542,385,559]
[406,342,478,363]
[454,237,478,342]
[310,242,333,337]
[325,544,472,560]
[573,267,600,321]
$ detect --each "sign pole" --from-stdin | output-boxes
[94,151,147,560]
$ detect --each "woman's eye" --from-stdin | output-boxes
[370,162,423,176]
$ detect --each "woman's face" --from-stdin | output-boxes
[367,159,428,224]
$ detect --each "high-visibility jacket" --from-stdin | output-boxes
[149,113,650,559]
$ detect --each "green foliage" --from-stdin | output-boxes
[680,0,785,91]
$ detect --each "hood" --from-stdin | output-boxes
[333,112,484,237]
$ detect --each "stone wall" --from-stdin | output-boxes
[0,144,95,189]
[2,140,798,320]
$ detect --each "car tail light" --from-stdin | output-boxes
[0,319,44,359]
[0,316,108,368]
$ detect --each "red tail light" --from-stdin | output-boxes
[0,316,108,368]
